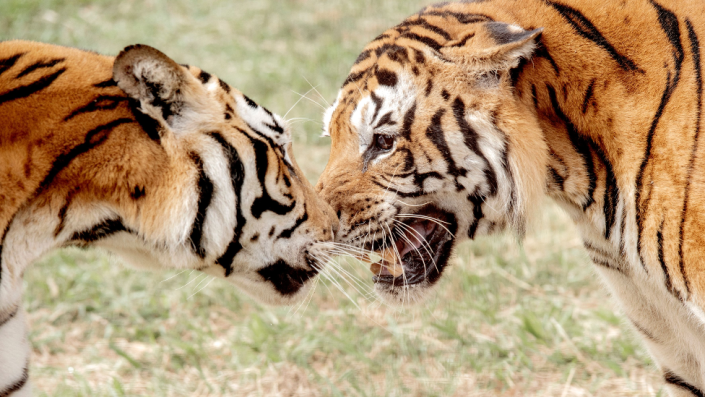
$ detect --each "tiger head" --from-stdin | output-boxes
[104,45,338,305]
[316,11,548,304]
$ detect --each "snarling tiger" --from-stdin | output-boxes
[0,41,338,395]
[317,0,705,394]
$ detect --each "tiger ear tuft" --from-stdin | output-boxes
[442,22,543,74]
[113,44,201,130]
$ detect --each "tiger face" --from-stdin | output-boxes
[0,42,338,307]
[317,17,548,303]
[109,45,339,305]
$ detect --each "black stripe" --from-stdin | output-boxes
[64,95,130,121]
[426,108,464,178]
[452,97,498,196]
[218,78,230,93]
[71,218,127,243]
[679,19,701,297]
[257,259,317,296]
[534,42,560,75]
[15,57,64,79]
[467,193,485,239]
[370,92,383,125]
[94,78,117,88]
[354,49,372,65]
[278,206,308,239]
[198,70,211,84]
[629,318,659,342]
[375,112,396,128]
[37,119,133,193]
[581,79,596,113]
[188,153,214,259]
[592,144,619,239]
[376,69,398,87]
[583,241,618,261]
[450,33,475,48]
[342,68,368,87]
[0,306,18,328]
[657,219,675,296]
[547,85,596,209]
[0,224,8,287]
[421,10,492,24]
[374,179,425,198]
[243,95,258,108]
[0,363,29,397]
[54,188,78,237]
[636,1,683,272]
[664,370,705,397]
[239,131,294,218]
[375,44,410,65]
[591,256,627,275]
[543,0,642,72]
[0,67,66,106]
[209,133,246,277]
[399,32,442,52]
[0,53,25,78]
[548,167,565,190]
[398,18,451,40]
[399,102,417,141]
[129,99,162,143]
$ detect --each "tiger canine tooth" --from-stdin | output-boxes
[368,248,404,277]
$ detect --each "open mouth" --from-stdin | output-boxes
[367,206,456,287]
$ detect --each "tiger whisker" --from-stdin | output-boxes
[315,253,376,300]
[302,76,331,107]
[188,276,215,299]
[173,272,202,291]
[290,89,327,111]
[159,269,188,284]
[284,86,318,119]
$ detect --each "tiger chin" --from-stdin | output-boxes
[0,41,337,394]
[318,1,705,394]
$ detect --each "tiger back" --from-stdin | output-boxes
[0,41,337,395]
[316,1,705,395]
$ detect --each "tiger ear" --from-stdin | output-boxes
[441,22,543,74]
[113,44,211,133]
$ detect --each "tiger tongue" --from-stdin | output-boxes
[396,221,430,257]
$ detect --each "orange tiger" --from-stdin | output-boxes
[317,0,705,394]
[0,41,338,395]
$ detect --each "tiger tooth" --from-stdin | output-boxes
[370,261,382,275]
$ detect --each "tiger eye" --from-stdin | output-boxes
[375,134,395,150]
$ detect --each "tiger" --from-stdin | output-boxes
[0,41,338,395]
[316,0,705,394]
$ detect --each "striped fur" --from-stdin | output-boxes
[317,1,705,394]
[0,41,337,394]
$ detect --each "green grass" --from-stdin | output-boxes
[2,0,663,395]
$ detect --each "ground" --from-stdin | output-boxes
[2,0,663,395]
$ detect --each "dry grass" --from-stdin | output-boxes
[1,0,667,395]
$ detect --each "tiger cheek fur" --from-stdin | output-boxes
[0,41,337,394]
[318,1,705,395]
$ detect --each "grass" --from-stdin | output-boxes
[1,0,664,395]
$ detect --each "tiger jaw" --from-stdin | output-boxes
[363,206,457,297]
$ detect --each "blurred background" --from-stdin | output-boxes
[2,0,661,395]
